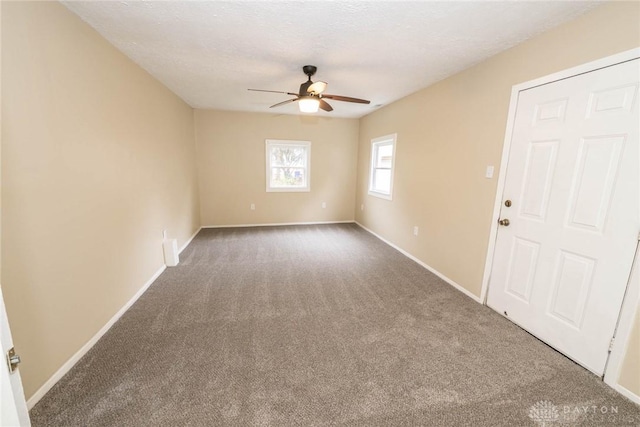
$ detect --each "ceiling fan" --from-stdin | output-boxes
[249,65,370,113]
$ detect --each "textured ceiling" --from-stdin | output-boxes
[62,1,601,118]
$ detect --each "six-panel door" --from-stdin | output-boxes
[487,59,639,375]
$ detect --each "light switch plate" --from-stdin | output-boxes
[485,165,495,179]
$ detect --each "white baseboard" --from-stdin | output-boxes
[614,384,640,405]
[26,264,167,409]
[24,221,638,410]
[179,227,201,254]
[201,220,355,228]
[355,221,482,304]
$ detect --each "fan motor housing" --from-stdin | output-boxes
[299,81,313,95]
[300,65,318,95]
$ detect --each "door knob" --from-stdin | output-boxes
[499,218,510,226]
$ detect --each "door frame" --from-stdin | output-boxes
[480,47,640,401]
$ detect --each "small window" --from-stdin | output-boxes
[266,140,311,192]
[368,134,397,200]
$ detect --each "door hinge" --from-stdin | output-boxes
[608,337,615,353]
[6,347,21,373]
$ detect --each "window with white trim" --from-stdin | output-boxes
[368,134,397,200]
[266,139,311,192]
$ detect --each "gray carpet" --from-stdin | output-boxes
[30,224,640,426]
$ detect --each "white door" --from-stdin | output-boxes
[0,286,30,426]
[487,59,639,376]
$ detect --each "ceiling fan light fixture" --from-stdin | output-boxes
[299,96,320,113]
[249,65,370,113]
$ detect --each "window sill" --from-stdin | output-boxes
[368,190,393,201]
[267,187,311,193]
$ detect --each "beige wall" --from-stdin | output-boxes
[619,308,640,396]
[1,1,200,400]
[356,1,640,298]
[355,1,639,396]
[195,110,359,226]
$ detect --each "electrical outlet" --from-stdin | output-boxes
[360,204,364,211]
[250,203,255,210]
[322,202,326,209]
[413,226,419,236]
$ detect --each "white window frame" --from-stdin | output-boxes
[265,139,311,192]
[368,133,397,200]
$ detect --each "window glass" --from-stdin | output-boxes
[266,140,311,192]
[368,134,397,200]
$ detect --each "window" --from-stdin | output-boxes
[266,140,311,192]
[368,134,397,200]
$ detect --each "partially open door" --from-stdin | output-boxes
[1,285,30,426]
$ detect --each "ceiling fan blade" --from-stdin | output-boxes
[249,89,299,96]
[269,98,299,108]
[318,99,333,112]
[321,94,370,104]
[307,81,327,94]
